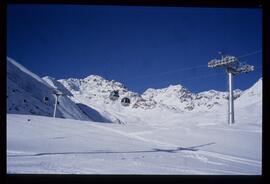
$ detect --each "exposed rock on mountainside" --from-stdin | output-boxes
[7,57,262,125]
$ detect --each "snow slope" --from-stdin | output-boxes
[7,114,261,174]
[6,57,111,122]
[234,78,262,127]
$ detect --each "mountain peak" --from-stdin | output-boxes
[143,84,185,93]
[43,76,55,81]
[84,75,105,81]
[166,84,186,91]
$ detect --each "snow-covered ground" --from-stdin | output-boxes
[6,57,262,174]
[7,112,261,174]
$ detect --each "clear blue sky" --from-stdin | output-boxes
[7,5,262,94]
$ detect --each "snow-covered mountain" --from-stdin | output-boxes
[235,78,262,106]
[7,57,262,125]
[7,57,112,122]
[142,85,241,112]
[56,73,245,120]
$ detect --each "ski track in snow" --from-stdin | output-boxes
[88,123,177,147]
[198,150,261,166]
[7,115,261,175]
[205,127,261,133]
[97,123,260,169]
[65,121,262,172]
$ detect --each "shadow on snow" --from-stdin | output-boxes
[8,142,215,157]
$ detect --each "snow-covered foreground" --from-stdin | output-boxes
[7,113,261,175]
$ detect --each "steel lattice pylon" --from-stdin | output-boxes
[208,53,254,125]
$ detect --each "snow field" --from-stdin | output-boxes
[7,114,261,174]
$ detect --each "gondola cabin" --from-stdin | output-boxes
[43,96,49,103]
[121,97,130,106]
[109,90,120,101]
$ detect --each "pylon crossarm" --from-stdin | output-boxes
[235,64,254,74]
[208,59,220,67]
[208,55,237,68]
[223,55,237,65]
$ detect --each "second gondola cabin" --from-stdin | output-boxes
[121,97,130,106]
[43,96,49,103]
[109,90,120,101]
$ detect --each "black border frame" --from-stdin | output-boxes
[1,0,268,183]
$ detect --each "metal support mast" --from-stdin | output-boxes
[53,90,63,118]
[208,53,254,125]
[227,69,235,124]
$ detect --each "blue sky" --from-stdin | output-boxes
[7,5,262,94]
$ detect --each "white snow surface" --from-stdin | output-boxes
[7,112,261,174]
[6,57,262,174]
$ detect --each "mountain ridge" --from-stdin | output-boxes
[7,57,262,125]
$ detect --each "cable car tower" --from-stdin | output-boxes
[52,90,63,118]
[208,52,254,125]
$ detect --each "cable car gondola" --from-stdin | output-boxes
[121,97,130,106]
[43,96,49,103]
[109,90,120,101]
